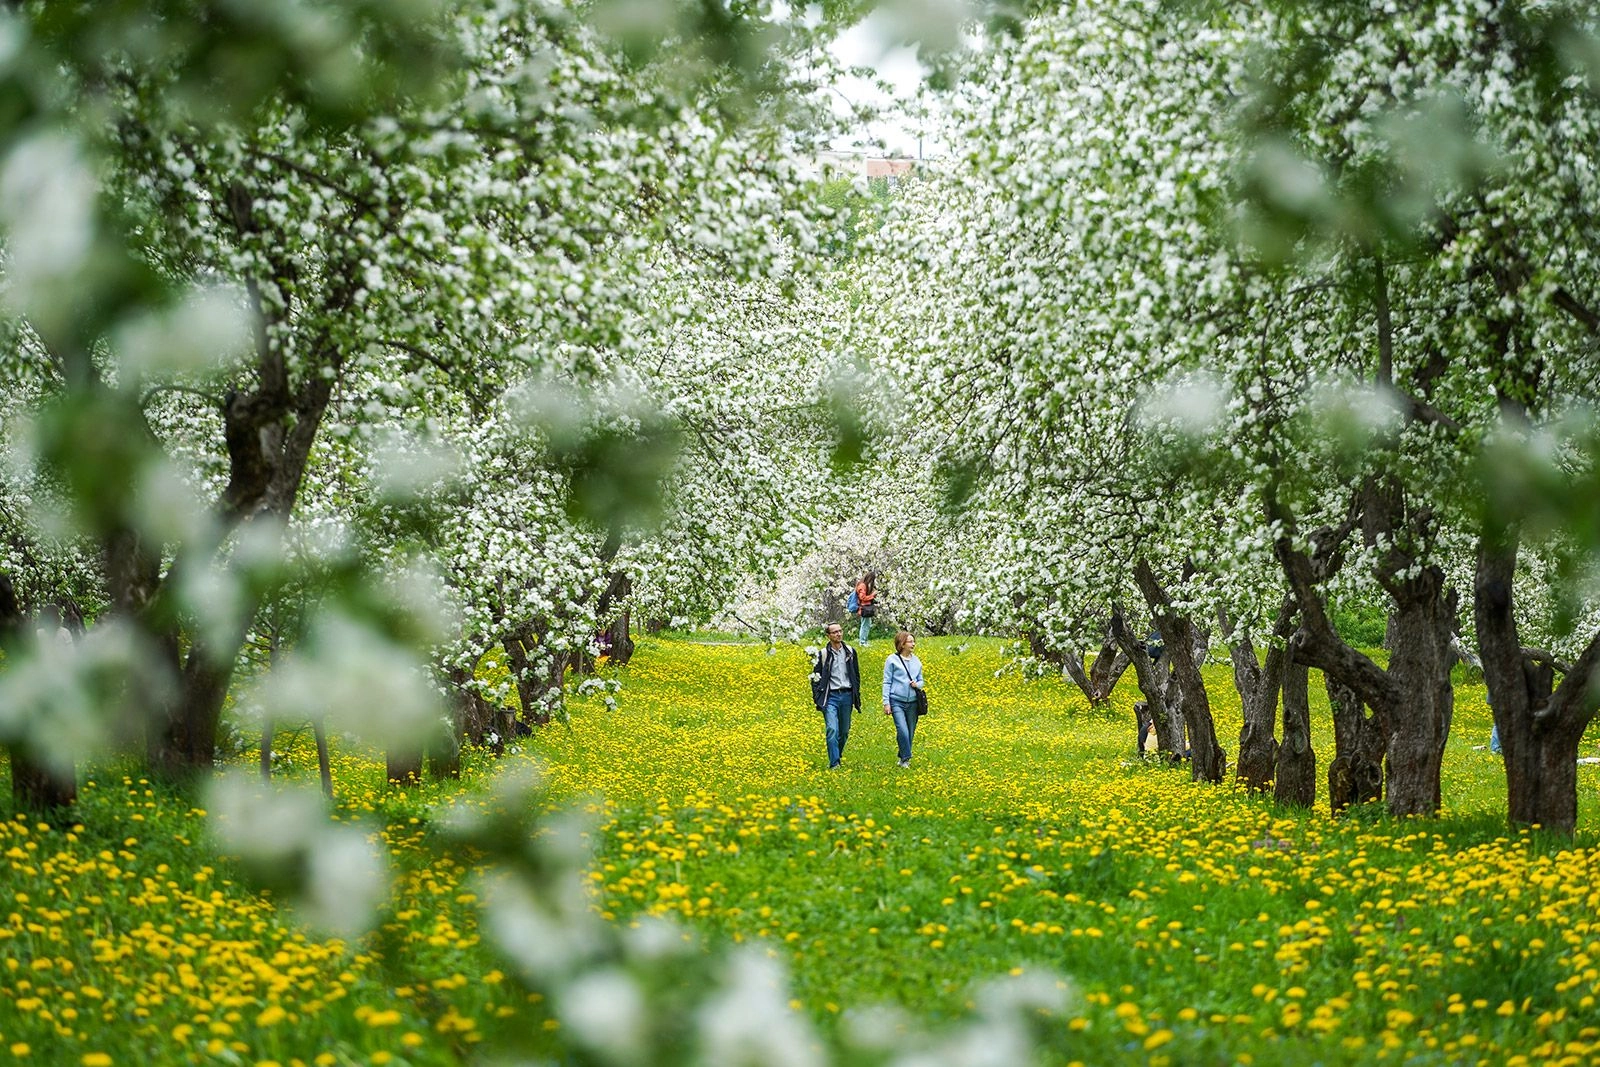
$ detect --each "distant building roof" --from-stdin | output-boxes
[865,158,915,178]
[812,152,920,180]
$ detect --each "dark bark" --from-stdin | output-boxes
[135,181,349,781]
[260,718,335,798]
[1015,596,1129,702]
[1224,598,1296,794]
[2,573,78,810]
[1381,580,1457,816]
[10,748,77,810]
[1270,485,1456,817]
[446,664,498,746]
[386,748,423,786]
[1110,606,1185,763]
[1476,532,1600,833]
[259,719,274,781]
[1134,559,1224,783]
[604,610,634,666]
[1287,562,1455,817]
[426,664,481,781]
[1058,625,1131,706]
[426,710,462,782]
[1326,675,1386,814]
[1087,639,1132,701]
[1274,651,1315,808]
[145,386,331,779]
[592,569,634,668]
[150,632,241,778]
[313,720,333,797]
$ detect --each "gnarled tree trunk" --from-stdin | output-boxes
[1382,578,1457,816]
[1134,559,1224,783]
[1272,470,1458,818]
[503,619,565,730]
[1110,607,1185,762]
[588,569,635,669]
[2,573,78,810]
[386,748,423,786]
[1061,630,1131,706]
[1274,652,1315,808]
[1279,556,1455,817]
[1326,676,1386,814]
[1223,599,1295,794]
[1476,533,1600,833]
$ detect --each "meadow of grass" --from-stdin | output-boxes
[2,634,1600,1065]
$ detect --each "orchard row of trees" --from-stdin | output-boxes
[856,0,1600,833]
[4,0,1600,840]
[0,0,878,806]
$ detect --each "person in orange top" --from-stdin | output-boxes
[853,572,878,643]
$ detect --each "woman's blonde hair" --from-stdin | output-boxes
[893,630,913,653]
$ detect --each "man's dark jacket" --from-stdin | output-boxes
[810,643,861,711]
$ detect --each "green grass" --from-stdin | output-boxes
[1,635,1598,1066]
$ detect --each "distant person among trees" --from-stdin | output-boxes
[882,630,925,768]
[853,572,879,643]
[810,622,861,770]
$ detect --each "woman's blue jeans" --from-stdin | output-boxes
[858,613,872,642]
[890,698,918,762]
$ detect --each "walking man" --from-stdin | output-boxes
[810,622,861,770]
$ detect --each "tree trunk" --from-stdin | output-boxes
[1134,560,1224,783]
[260,718,275,782]
[136,199,345,781]
[503,621,563,730]
[577,567,635,673]
[425,668,469,781]
[1062,630,1131,705]
[426,711,462,781]
[149,635,242,780]
[313,720,333,798]
[1224,600,1294,794]
[386,748,422,786]
[10,745,77,810]
[1169,620,1224,784]
[502,628,541,730]
[429,664,485,777]
[1,575,77,810]
[1086,638,1131,701]
[1326,675,1385,814]
[1274,653,1315,808]
[1032,610,1131,706]
[446,663,497,746]
[605,608,635,666]
[1270,488,1455,819]
[1382,579,1456,816]
[1110,607,1184,763]
[1476,533,1600,833]
[600,571,635,666]
[1021,615,1067,674]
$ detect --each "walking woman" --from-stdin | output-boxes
[882,629,925,768]
[854,572,878,643]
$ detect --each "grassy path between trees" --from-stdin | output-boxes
[2,636,1599,1065]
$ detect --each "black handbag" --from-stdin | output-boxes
[898,653,928,716]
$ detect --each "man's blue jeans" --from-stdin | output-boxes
[824,690,853,768]
[890,698,918,762]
